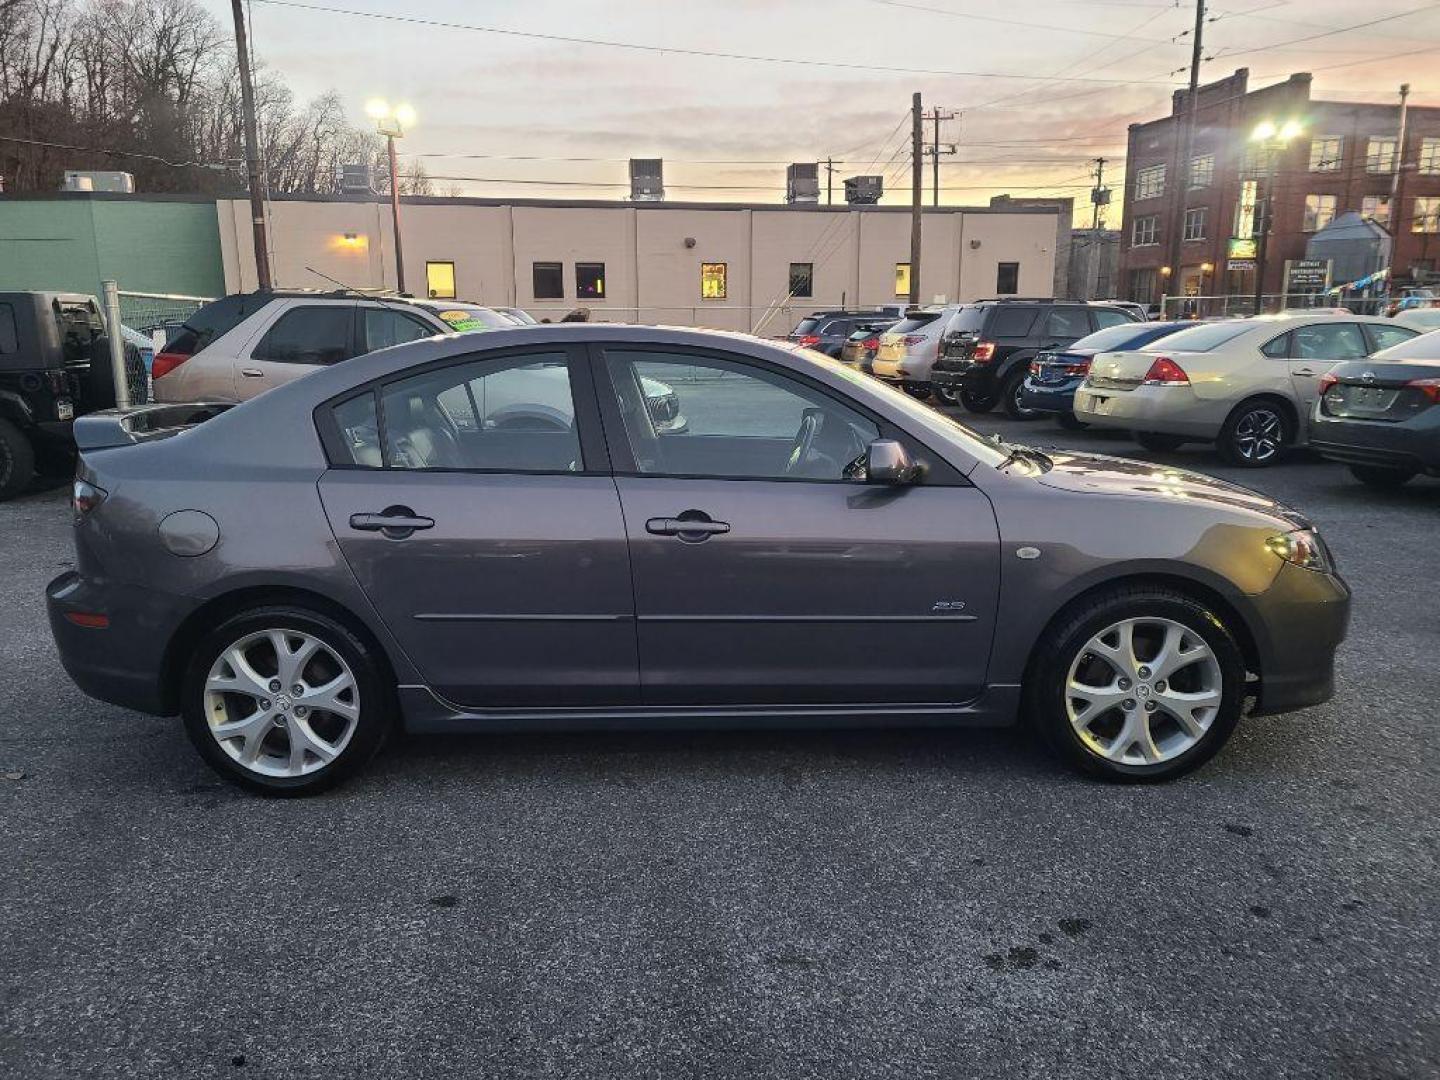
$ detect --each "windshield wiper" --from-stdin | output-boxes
[997,443,1053,472]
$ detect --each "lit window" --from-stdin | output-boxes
[1303,194,1338,233]
[1361,195,1391,226]
[788,262,813,298]
[1132,215,1159,247]
[1183,207,1207,241]
[1419,138,1440,175]
[1366,137,1398,174]
[1234,180,1259,238]
[576,262,606,300]
[894,263,911,298]
[1309,137,1343,173]
[700,262,727,299]
[1414,198,1440,234]
[1134,164,1165,201]
[1189,154,1214,189]
[425,261,456,300]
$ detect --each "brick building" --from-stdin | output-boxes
[1119,69,1440,307]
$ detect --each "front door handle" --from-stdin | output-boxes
[240,367,264,378]
[350,506,435,539]
[645,513,730,542]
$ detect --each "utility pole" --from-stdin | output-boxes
[230,0,272,291]
[922,107,958,207]
[1386,83,1411,290]
[1163,0,1205,315]
[1091,157,1107,229]
[910,92,923,306]
[825,157,835,206]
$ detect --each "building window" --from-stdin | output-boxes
[1132,215,1159,247]
[1309,137,1343,173]
[1366,136,1398,174]
[1414,198,1440,234]
[1238,145,1266,179]
[894,262,911,298]
[425,261,456,300]
[996,262,1020,294]
[532,261,564,300]
[1361,195,1392,227]
[700,262,727,299]
[576,262,606,300]
[1419,138,1440,175]
[1133,164,1165,201]
[1183,207,1207,241]
[1129,268,1158,304]
[1189,153,1214,189]
[1303,194,1338,233]
[788,262,814,298]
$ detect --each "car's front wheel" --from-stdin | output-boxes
[1027,587,1245,782]
[182,606,392,795]
[1349,464,1416,488]
[0,418,36,502]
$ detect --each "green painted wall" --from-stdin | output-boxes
[0,197,225,301]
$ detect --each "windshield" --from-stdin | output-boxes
[1142,321,1255,352]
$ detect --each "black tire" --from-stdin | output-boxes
[959,389,997,414]
[0,417,36,502]
[1056,411,1089,431]
[1025,586,1246,783]
[904,384,934,403]
[181,605,394,796]
[1133,432,1186,453]
[1217,399,1292,467]
[934,386,960,406]
[1002,367,1039,420]
[1349,464,1416,488]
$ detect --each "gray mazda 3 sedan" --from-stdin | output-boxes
[47,325,1350,794]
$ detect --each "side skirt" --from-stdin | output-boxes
[398,684,1023,734]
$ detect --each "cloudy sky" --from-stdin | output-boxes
[214,0,1440,222]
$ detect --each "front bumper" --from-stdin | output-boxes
[1246,561,1351,716]
[1073,384,1221,437]
[47,571,192,716]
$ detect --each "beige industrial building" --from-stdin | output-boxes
[216,195,1062,331]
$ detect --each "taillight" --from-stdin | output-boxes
[72,479,107,521]
[1408,377,1440,403]
[1064,360,1092,376]
[796,334,820,348]
[902,334,927,347]
[1141,356,1189,385]
[1029,361,1040,376]
[1318,373,1338,395]
[972,341,996,362]
[151,351,189,379]
[863,337,879,350]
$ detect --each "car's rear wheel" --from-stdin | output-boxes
[959,389,997,414]
[1133,432,1186,453]
[934,386,959,406]
[0,418,36,502]
[1002,368,1039,420]
[1056,412,1089,431]
[1218,400,1291,467]
[181,606,392,795]
[1349,464,1416,488]
[904,385,933,402]
[1027,587,1245,782]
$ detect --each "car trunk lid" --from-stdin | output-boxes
[1086,349,1191,391]
[72,401,235,451]
[1321,361,1440,422]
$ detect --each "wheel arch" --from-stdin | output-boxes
[159,584,400,714]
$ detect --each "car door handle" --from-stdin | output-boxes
[646,515,730,539]
[241,367,264,378]
[350,509,435,537]
[1293,368,1319,377]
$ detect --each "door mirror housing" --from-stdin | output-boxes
[863,439,920,485]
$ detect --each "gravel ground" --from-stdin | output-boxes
[1,417,1436,1079]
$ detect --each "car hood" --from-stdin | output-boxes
[1032,449,1310,527]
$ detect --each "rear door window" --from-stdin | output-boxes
[1291,322,1368,360]
[363,308,436,351]
[987,308,1037,338]
[253,305,357,366]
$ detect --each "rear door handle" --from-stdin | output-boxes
[241,367,264,378]
[1293,368,1318,377]
[645,515,730,540]
[350,508,435,538]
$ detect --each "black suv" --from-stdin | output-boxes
[0,292,147,500]
[787,311,897,358]
[930,299,1139,417]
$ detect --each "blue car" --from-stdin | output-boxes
[1021,320,1192,428]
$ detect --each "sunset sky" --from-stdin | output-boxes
[216,0,1440,223]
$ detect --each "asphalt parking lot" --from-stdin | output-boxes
[1,412,1437,1079]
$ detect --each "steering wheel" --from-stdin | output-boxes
[784,408,841,478]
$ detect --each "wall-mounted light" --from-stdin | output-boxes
[333,231,369,252]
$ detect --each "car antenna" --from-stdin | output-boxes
[304,266,408,308]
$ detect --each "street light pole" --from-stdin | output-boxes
[1250,120,1303,316]
[367,99,415,294]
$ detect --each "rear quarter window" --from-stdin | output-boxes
[167,294,273,357]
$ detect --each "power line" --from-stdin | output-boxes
[246,0,1188,87]
[862,0,1176,43]
[0,133,233,170]
[1210,3,1440,62]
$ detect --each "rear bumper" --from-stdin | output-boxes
[931,362,998,396]
[1247,561,1351,716]
[1019,378,1082,414]
[47,571,191,716]
[1073,384,1222,437]
[1310,415,1440,474]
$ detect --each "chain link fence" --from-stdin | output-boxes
[1159,293,1388,320]
[117,291,213,348]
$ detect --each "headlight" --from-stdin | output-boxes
[1266,529,1332,573]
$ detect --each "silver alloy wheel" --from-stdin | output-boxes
[1064,616,1223,766]
[1233,407,1284,462]
[936,386,959,405]
[203,629,360,778]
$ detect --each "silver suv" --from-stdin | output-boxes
[152,293,519,403]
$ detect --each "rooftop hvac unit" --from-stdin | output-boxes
[337,164,376,195]
[786,163,820,204]
[844,175,883,205]
[630,158,664,202]
[61,170,135,193]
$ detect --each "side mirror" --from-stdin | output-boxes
[864,439,919,485]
